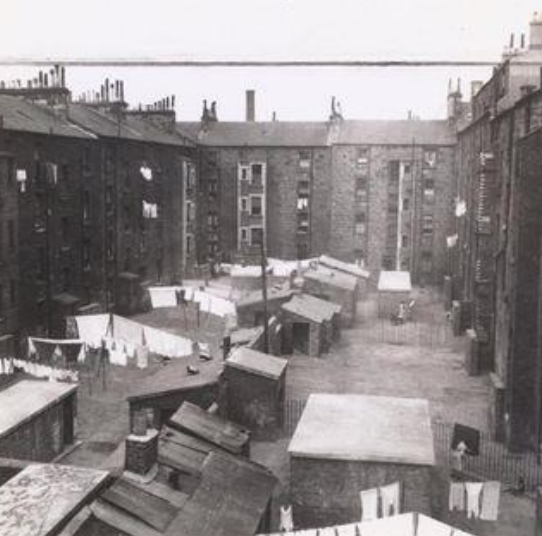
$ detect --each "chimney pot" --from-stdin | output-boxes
[246,89,255,122]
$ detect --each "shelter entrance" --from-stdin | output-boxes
[292,322,310,354]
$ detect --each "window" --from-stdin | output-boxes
[299,150,311,169]
[9,280,16,306]
[422,214,434,232]
[62,163,69,183]
[124,205,131,231]
[356,177,368,201]
[356,147,370,175]
[250,164,263,185]
[61,217,69,243]
[424,150,437,168]
[186,235,192,255]
[297,194,309,211]
[298,180,310,193]
[82,146,92,174]
[83,191,90,222]
[250,227,263,246]
[403,198,410,211]
[7,220,14,251]
[250,195,263,216]
[61,267,71,292]
[239,165,249,181]
[240,197,248,212]
[240,227,249,242]
[83,242,91,271]
[402,235,409,247]
[355,222,366,236]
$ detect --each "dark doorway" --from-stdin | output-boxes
[63,397,75,445]
[292,322,310,355]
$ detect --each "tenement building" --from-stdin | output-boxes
[178,93,456,286]
[0,71,198,341]
[451,13,542,451]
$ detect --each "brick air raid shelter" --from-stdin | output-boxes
[222,346,287,435]
[288,394,436,528]
[0,379,77,462]
[280,293,341,356]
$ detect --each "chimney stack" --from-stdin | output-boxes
[246,89,255,122]
[125,410,159,476]
[530,12,542,49]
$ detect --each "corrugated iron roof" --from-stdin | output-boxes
[0,95,95,139]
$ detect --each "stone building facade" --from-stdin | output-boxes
[0,74,198,340]
[178,110,455,286]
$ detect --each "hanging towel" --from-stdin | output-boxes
[480,481,500,521]
[380,482,400,517]
[449,482,465,511]
[149,287,177,308]
[75,314,110,348]
[465,482,483,519]
[360,488,379,522]
[279,505,294,532]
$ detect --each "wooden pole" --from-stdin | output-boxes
[260,239,269,354]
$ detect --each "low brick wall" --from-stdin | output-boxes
[290,456,433,528]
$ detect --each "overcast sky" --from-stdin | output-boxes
[0,0,540,120]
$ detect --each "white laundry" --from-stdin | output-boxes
[75,314,111,348]
[417,514,463,536]
[140,165,153,181]
[480,481,500,521]
[144,326,192,358]
[360,488,379,522]
[149,287,178,308]
[279,505,294,532]
[380,482,400,517]
[465,482,484,519]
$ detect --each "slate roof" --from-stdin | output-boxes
[0,95,94,139]
[336,119,456,146]
[176,121,330,147]
[177,119,456,147]
[68,104,188,146]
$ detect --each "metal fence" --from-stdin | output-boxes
[283,399,542,491]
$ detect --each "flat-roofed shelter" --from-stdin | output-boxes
[377,271,412,318]
[0,379,77,461]
[288,394,435,528]
[222,347,288,435]
[303,268,358,327]
[281,293,341,356]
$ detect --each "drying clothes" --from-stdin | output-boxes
[451,424,480,456]
[380,482,400,517]
[279,505,294,532]
[480,481,500,521]
[149,287,177,308]
[360,488,379,522]
[75,314,111,348]
[143,326,192,358]
[140,165,153,181]
[449,482,465,511]
[465,482,483,519]
[136,345,149,369]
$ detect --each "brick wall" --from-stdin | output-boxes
[290,456,433,528]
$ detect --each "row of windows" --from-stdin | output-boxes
[240,195,263,216]
[0,281,17,312]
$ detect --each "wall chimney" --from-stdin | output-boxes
[530,12,542,49]
[246,89,255,122]
[125,410,159,476]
